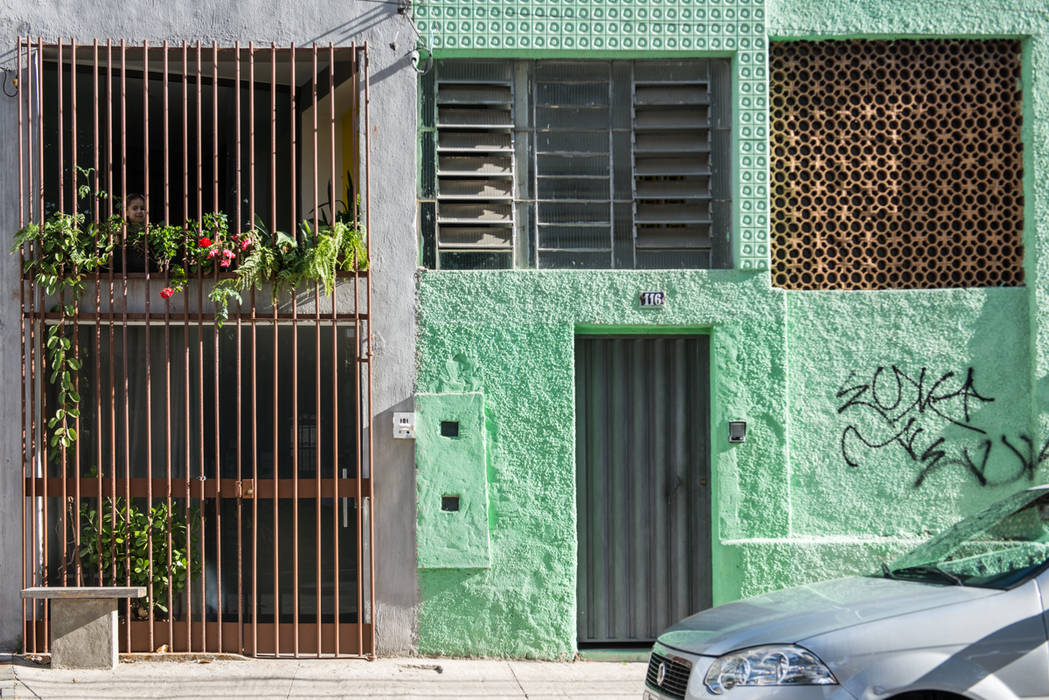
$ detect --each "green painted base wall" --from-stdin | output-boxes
[413,0,1049,660]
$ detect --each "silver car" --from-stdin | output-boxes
[644,485,1049,700]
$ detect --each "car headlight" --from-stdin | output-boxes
[704,645,837,694]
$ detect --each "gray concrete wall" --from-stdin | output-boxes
[0,0,418,654]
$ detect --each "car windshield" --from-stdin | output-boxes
[877,488,1049,589]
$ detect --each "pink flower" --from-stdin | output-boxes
[240,237,252,251]
[160,287,174,299]
[222,248,236,259]
[207,249,219,259]
[219,259,231,269]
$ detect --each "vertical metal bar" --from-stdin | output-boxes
[211,40,223,652]
[57,38,69,591]
[163,40,175,649]
[143,40,156,651]
[26,34,41,653]
[120,38,132,652]
[17,35,27,655]
[273,42,285,658]
[182,39,193,654]
[36,36,50,653]
[92,39,103,593]
[196,39,207,654]
[58,39,64,214]
[329,42,340,658]
[312,42,322,659]
[234,39,245,656]
[106,38,117,615]
[70,39,84,588]
[353,46,364,659]
[248,41,258,659]
[292,44,301,660]
[363,43,375,657]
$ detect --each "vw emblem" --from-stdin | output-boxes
[656,662,667,686]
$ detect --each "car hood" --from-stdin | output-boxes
[658,575,1003,656]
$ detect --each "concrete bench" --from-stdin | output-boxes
[21,586,147,669]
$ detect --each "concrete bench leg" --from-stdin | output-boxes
[50,598,119,670]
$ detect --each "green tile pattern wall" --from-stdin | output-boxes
[414,0,771,270]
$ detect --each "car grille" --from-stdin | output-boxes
[645,651,692,699]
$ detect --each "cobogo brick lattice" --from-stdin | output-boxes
[770,40,1023,290]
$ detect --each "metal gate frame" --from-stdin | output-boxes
[15,38,375,658]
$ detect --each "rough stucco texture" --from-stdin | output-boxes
[413,0,1049,659]
[415,270,786,658]
[787,289,1035,539]
[416,392,491,569]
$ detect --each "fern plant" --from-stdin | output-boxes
[208,218,368,325]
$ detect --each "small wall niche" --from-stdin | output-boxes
[441,495,461,512]
[441,420,460,438]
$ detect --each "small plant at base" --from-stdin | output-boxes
[77,497,202,618]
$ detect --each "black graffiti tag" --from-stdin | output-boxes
[835,365,1049,487]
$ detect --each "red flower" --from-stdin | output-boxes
[198,236,213,248]
[160,287,174,299]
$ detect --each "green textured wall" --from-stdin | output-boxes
[416,392,491,569]
[412,0,1049,659]
[416,271,785,657]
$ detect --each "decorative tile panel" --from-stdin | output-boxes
[415,0,770,270]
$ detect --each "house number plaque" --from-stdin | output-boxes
[639,291,667,308]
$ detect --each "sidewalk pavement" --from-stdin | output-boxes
[0,654,649,699]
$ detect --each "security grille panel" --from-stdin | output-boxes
[422,60,731,270]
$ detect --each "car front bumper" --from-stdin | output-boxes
[643,643,859,700]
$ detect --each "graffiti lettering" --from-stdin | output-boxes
[837,365,1048,488]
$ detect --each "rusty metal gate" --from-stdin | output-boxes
[15,38,375,657]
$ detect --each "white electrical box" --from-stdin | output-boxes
[393,412,416,439]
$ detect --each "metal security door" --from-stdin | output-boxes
[575,335,711,644]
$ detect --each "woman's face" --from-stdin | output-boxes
[127,198,147,225]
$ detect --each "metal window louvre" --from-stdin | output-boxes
[426,59,729,270]
[632,68,715,261]
[435,62,516,266]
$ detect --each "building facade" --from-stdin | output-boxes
[410,0,1049,659]
[1,0,1048,662]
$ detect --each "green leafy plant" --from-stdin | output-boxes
[13,172,368,452]
[12,171,118,449]
[208,217,368,326]
[77,497,202,618]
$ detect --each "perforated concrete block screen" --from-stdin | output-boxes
[415,393,491,569]
[770,39,1023,290]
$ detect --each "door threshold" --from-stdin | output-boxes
[576,646,652,663]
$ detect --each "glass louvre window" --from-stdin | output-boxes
[419,59,732,270]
